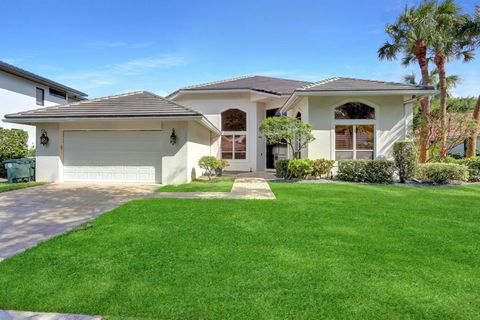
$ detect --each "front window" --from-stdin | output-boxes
[335,102,375,120]
[334,102,375,160]
[36,87,44,106]
[221,109,247,160]
[335,125,374,160]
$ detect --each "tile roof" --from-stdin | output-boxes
[0,60,87,98]
[5,91,201,119]
[175,75,312,95]
[298,77,434,92]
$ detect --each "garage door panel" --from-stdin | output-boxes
[63,131,164,183]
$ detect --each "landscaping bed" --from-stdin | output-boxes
[0,182,479,319]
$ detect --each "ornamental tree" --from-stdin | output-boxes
[259,115,315,159]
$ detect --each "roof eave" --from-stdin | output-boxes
[280,89,438,112]
[168,88,283,100]
[0,67,87,97]
[2,115,221,134]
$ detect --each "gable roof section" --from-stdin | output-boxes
[4,91,220,134]
[0,60,87,98]
[169,75,312,97]
[298,77,435,92]
[280,77,437,112]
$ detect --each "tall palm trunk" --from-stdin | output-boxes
[466,95,480,157]
[415,40,430,163]
[434,52,448,161]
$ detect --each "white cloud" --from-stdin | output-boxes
[87,41,155,49]
[56,54,186,91]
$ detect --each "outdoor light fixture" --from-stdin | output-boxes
[40,129,49,146]
[170,128,177,145]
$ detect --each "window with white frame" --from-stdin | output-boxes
[334,103,375,160]
[221,109,247,160]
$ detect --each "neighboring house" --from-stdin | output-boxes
[450,138,480,156]
[4,75,435,184]
[0,61,87,146]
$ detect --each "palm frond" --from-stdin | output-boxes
[378,42,400,60]
[403,73,417,85]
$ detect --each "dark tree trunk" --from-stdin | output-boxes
[415,40,430,163]
[466,95,480,157]
[434,52,448,161]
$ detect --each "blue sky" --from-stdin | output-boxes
[1,0,478,99]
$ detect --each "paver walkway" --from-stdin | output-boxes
[0,183,156,261]
[154,177,276,200]
[0,310,100,320]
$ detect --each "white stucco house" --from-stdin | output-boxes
[4,75,435,185]
[0,61,87,146]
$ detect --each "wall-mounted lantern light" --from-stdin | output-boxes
[40,129,49,146]
[170,128,177,145]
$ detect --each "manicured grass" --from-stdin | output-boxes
[0,182,45,193]
[157,176,234,192]
[1,183,480,319]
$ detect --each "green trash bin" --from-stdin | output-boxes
[3,158,35,183]
[21,157,36,181]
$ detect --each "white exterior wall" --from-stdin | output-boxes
[35,119,211,184]
[174,92,287,171]
[256,102,267,171]
[0,70,71,146]
[174,92,258,171]
[306,95,411,160]
[287,97,309,159]
[187,121,212,181]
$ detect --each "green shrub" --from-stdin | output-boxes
[337,160,395,183]
[0,128,29,178]
[275,159,290,178]
[364,160,395,183]
[416,163,469,184]
[312,159,335,178]
[336,160,367,182]
[457,157,480,182]
[287,159,314,179]
[393,141,417,183]
[198,156,219,180]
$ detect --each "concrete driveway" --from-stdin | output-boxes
[0,183,157,261]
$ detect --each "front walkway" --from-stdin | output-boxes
[0,310,101,320]
[154,177,276,200]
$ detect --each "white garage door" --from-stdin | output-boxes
[63,131,164,183]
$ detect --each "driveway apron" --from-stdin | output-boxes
[0,183,156,261]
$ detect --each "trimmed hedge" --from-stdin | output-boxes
[457,157,480,182]
[393,141,417,183]
[312,159,335,178]
[416,163,469,184]
[275,159,290,178]
[337,160,395,184]
[287,159,314,179]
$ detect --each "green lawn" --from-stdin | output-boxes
[157,176,234,192]
[0,182,44,193]
[1,183,480,319]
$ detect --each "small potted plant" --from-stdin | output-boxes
[215,159,229,176]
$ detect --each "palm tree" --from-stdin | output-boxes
[429,0,476,161]
[378,1,437,163]
[404,70,459,97]
[464,6,480,157]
